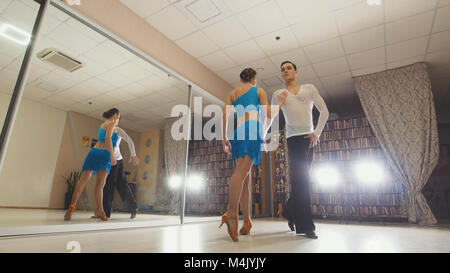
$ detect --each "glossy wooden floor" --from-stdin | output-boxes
[0,209,448,253]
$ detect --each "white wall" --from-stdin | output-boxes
[0,93,66,207]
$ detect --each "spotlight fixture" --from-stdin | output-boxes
[169,175,182,189]
[0,23,31,45]
[188,174,204,191]
[312,165,340,186]
[354,161,384,184]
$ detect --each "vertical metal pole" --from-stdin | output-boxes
[180,85,192,224]
[0,0,49,172]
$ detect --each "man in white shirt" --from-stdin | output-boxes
[102,127,140,219]
[271,61,329,239]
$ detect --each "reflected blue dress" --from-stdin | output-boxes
[81,127,118,175]
[231,86,263,165]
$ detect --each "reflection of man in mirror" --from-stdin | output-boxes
[102,127,140,219]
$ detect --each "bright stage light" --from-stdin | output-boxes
[313,165,340,186]
[354,161,384,184]
[169,175,182,189]
[188,174,204,191]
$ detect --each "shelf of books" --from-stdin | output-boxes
[251,152,269,217]
[270,130,290,218]
[311,116,408,222]
[186,139,268,217]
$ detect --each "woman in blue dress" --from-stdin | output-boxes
[220,68,272,241]
[64,108,120,221]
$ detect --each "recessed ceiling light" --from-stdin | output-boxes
[0,23,31,46]
[256,67,264,71]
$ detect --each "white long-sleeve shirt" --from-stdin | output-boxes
[114,127,137,161]
[271,84,329,139]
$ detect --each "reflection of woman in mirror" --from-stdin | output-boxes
[220,68,273,242]
[64,108,120,222]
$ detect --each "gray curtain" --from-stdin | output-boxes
[354,62,439,225]
[155,117,187,214]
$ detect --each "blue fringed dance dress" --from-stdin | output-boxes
[230,86,263,165]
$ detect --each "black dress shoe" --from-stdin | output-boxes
[305,231,318,239]
[130,210,137,219]
[288,220,295,231]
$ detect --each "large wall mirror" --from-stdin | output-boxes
[0,0,222,237]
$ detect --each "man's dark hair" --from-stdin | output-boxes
[280,61,297,71]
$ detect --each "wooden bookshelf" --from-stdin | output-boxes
[311,116,408,222]
[251,152,269,217]
[186,139,268,217]
[270,130,289,218]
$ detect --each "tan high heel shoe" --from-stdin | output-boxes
[93,211,110,221]
[219,212,239,242]
[64,204,76,221]
[239,220,252,235]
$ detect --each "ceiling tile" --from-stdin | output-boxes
[320,71,353,90]
[120,0,170,18]
[433,5,450,33]
[140,91,173,105]
[246,57,278,78]
[175,31,219,58]
[235,1,288,37]
[175,0,232,29]
[347,47,385,70]
[42,94,79,109]
[303,38,345,63]
[386,11,434,45]
[138,75,176,91]
[95,69,134,89]
[1,0,37,32]
[65,18,107,43]
[290,11,339,46]
[269,48,310,68]
[47,23,99,56]
[439,0,450,7]
[106,88,138,101]
[387,36,428,62]
[255,27,300,56]
[198,50,236,71]
[145,6,197,40]
[223,39,266,65]
[216,65,245,83]
[335,2,384,34]
[298,65,318,81]
[83,43,129,70]
[313,57,350,77]
[111,60,154,81]
[88,93,123,107]
[342,25,384,54]
[222,0,268,14]
[385,0,438,22]
[428,30,450,53]
[387,55,425,69]
[202,16,251,48]
[0,0,12,14]
[351,64,386,77]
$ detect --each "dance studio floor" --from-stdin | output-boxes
[0,209,449,253]
[0,208,218,237]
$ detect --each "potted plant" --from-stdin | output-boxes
[64,171,81,210]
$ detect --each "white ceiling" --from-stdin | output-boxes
[0,0,449,130]
[121,0,450,118]
[0,0,215,132]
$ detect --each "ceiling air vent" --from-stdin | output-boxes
[37,48,83,72]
